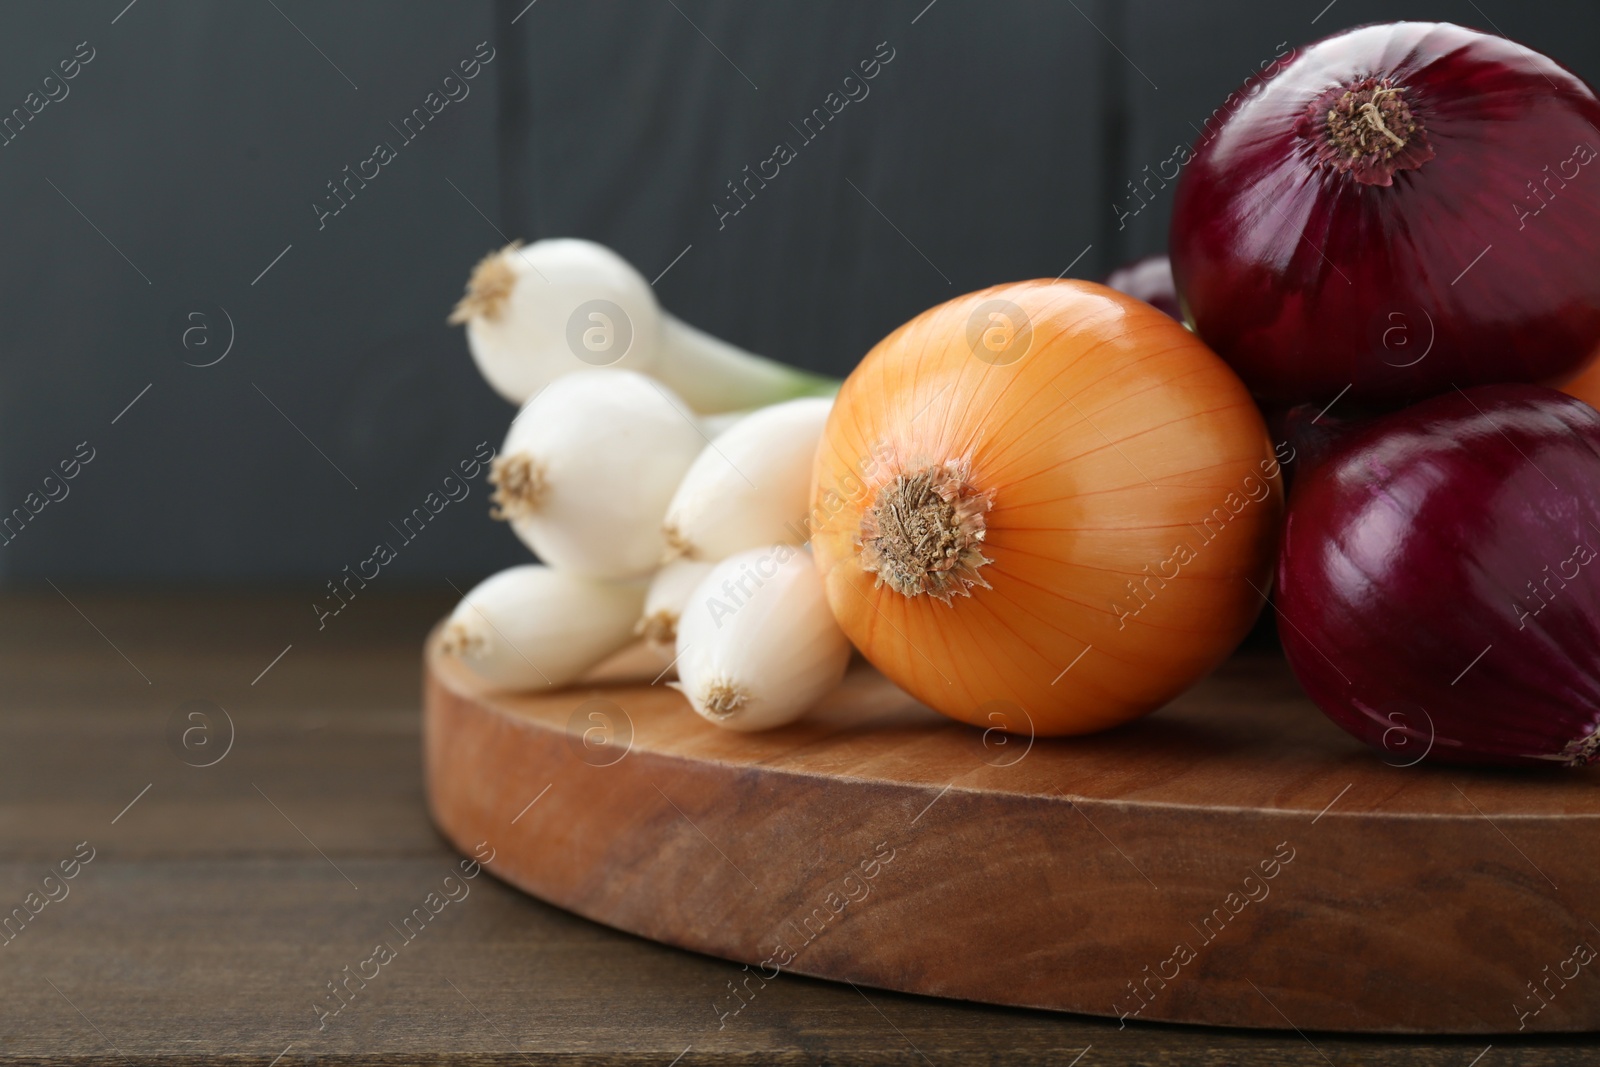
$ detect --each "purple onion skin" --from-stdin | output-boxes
[1171,22,1600,409]
[1277,384,1600,768]
[1104,256,1182,321]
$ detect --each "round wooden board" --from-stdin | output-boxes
[423,629,1600,1034]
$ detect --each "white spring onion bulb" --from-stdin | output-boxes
[637,558,714,648]
[490,369,705,579]
[698,408,753,439]
[662,396,832,562]
[439,564,645,690]
[672,546,851,731]
[449,238,837,413]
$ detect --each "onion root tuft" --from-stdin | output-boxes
[1560,727,1600,767]
[1302,77,1434,184]
[701,677,751,719]
[438,619,486,659]
[635,610,677,646]
[489,453,548,520]
[449,242,521,324]
[858,459,994,605]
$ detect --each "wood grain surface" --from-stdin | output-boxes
[3,591,1596,1064]
[426,627,1600,1037]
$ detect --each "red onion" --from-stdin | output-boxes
[1276,384,1600,767]
[1104,255,1181,321]
[1171,22,1600,409]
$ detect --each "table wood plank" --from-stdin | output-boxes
[0,592,1594,1062]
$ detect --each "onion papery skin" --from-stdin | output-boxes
[1171,21,1600,409]
[1276,384,1600,768]
[811,280,1283,737]
[1105,256,1181,322]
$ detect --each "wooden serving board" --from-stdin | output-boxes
[423,629,1600,1034]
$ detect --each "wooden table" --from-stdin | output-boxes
[1,591,1592,1064]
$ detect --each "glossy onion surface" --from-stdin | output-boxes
[812,280,1281,737]
[1171,22,1600,408]
[1277,384,1600,767]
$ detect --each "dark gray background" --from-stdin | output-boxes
[1,0,1595,585]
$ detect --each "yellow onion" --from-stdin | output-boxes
[811,280,1282,736]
